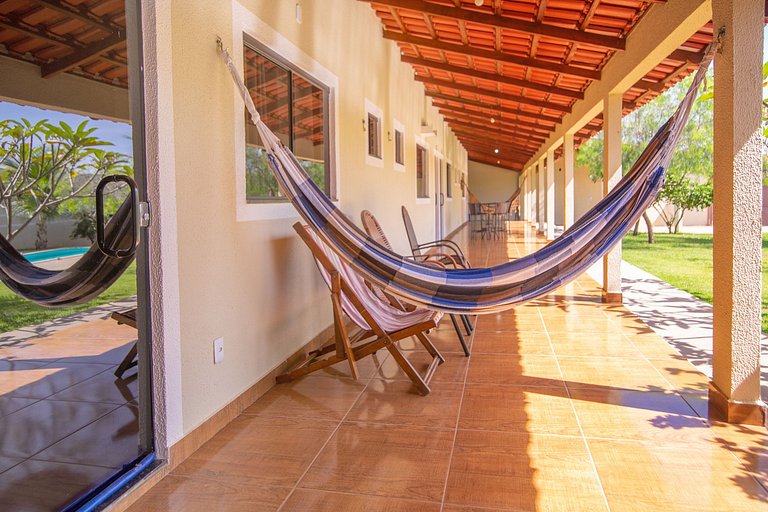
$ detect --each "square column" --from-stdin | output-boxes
[602,92,623,303]
[546,148,555,240]
[537,157,546,233]
[563,132,575,230]
[522,169,529,222]
[711,0,767,425]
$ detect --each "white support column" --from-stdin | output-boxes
[521,169,528,221]
[546,147,555,240]
[602,92,623,303]
[537,157,546,233]
[563,132,575,230]
[711,0,766,425]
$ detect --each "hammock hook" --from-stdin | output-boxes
[715,27,726,53]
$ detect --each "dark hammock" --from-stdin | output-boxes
[0,195,136,307]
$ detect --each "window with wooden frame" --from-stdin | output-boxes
[243,37,331,202]
[416,144,429,198]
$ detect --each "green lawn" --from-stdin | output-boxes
[622,233,768,332]
[0,262,137,333]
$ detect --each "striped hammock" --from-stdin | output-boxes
[221,42,715,315]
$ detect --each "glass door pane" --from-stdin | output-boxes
[0,0,153,509]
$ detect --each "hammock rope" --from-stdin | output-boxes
[220,40,716,315]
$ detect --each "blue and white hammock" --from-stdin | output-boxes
[221,42,715,315]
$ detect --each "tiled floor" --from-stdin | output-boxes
[129,221,767,511]
[0,319,141,510]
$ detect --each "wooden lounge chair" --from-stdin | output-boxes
[111,309,138,379]
[277,223,445,395]
[401,205,471,269]
[361,209,470,356]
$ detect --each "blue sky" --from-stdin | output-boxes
[0,101,134,157]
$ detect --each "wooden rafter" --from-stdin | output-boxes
[41,31,125,78]
[31,0,122,33]
[435,106,553,134]
[364,0,625,50]
[425,91,562,124]
[402,55,584,100]
[442,115,549,140]
[384,30,601,80]
[418,76,571,113]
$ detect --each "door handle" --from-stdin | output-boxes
[96,174,139,258]
[440,193,445,206]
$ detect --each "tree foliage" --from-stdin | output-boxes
[0,118,131,247]
[574,69,715,240]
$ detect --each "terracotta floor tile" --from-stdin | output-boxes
[127,474,290,512]
[48,367,137,404]
[280,488,441,512]
[242,375,366,421]
[471,331,553,355]
[0,361,113,399]
[459,383,581,436]
[475,313,545,332]
[0,455,22,473]
[589,438,768,510]
[33,404,141,468]
[373,350,469,384]
[570,388,707,443]
[445,430,607,511]
[0,399,118,458]
[558,356,673,391]
[466,353,564,388]
[0,459,116,511]
[647,356,710,393]
[346,379,462,429]
[0,395,38,418]
[549,333,644,358]
[299,422,454,502]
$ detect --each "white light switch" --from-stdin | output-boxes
[213,337,224,364]
[295,3,302,24]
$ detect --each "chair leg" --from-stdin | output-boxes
[460,314,473,335]
[450,315,471,357]
[386,342,431,395]
[115,342,138,379]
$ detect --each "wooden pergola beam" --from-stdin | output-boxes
[417,76,572,113]
[32,0,122,34]
[453,129,542,151]
[364,0,625,50]
[434,104,554,133]
[443,116,549,143]
[401,55,584,100]
[426,91,562,124]
[41,31,125,78]
[384,30,601,80]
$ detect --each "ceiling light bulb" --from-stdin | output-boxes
[490,117,495,124]
[474,0,484,6]
[494,148,499,154]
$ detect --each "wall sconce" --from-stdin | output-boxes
[420,124,436,137]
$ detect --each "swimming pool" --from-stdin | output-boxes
[23,247,89,263]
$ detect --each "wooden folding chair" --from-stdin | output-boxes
[361,209,470,356]
[277,223,445,395]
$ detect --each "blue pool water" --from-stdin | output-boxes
[23,247,89,263]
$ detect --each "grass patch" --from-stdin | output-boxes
[0,262,137,333]
[622,233,768,332]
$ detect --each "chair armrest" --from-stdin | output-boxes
[415,240,469,266]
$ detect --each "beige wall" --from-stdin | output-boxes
[153,0,467,437]
[467,160,519,203]
[573,164,603,221]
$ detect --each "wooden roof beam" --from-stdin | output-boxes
[468,155,524,172]
[401,55,584,100]
[32,0,122,34]
[426,91,562,124]
[435,105,553,134]
[418,76,572,113]
[41,31,125,78]
[443,116,549,142]
[384,30,601,80]
[364,0,625,50]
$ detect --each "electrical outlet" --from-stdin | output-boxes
[213,337,224,364]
